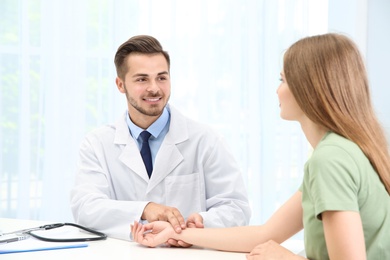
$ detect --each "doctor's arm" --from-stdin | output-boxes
[70,137,150,240]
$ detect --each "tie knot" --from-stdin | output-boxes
[140,131,151,143]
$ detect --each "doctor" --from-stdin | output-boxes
[70,35,251,244]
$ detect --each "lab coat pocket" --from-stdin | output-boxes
[165,173,201,218]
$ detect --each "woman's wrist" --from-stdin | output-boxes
[172,227,183,240]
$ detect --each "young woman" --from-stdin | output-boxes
[131,33,390,259]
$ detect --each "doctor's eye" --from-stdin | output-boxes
[136,77,148,82]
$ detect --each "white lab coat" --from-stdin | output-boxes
[70,105,251,240]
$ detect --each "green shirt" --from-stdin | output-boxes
[301,132,390,260]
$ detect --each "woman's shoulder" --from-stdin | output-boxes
[316,132,362,156]
[309,132,369,169]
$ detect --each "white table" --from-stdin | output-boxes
[0,218,304,259]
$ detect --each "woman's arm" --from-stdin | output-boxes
[322,211,366,260]
[133,191,304,253]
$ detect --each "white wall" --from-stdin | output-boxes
[366,0,390,140]
[328,0,390,139]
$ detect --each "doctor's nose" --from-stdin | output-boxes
[146,81,159,93]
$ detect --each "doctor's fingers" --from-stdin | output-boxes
[166,238,193,248]
[150,205,186,231]
[186,213,204,228]
[165,210,186,233]
[144,203,185,232]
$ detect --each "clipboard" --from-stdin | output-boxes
[0,223,94,254]
[0,236,88,254]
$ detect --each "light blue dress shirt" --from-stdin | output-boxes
[126,107,170,165]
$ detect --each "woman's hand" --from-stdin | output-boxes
[246,240,301,260]
[131,221,175,248]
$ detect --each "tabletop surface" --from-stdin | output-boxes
[0,218,304,260]
[0,218,248,260]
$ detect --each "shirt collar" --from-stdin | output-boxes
[126,107,170,139]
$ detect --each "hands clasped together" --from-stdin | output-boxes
[134,202,300,259]
[136,202,203,247]
[132,221,299,259]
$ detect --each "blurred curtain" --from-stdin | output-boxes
[0,0,328,224]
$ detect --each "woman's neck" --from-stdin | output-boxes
[299,116,329,148]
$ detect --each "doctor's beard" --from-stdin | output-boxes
[124,88,170,117]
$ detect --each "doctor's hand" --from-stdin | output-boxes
[186,213,204,228]
[131,220,175,248]
[141,202,186,234]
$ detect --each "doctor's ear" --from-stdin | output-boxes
[115,77,126,94]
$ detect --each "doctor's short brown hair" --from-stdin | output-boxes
[114,35,170,79]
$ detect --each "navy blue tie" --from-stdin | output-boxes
[140,131,153,178]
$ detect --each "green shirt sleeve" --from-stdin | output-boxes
[305,144,361,219]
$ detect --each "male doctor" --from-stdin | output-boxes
[70,35,251,245]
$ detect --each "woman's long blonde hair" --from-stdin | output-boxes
[283,33,390,195]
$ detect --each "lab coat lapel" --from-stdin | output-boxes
[115,113,149,183]
[119,144,149,182]
[146,106,187,192]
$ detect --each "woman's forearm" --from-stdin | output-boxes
[172,192,304,253]
[173,225,265,253]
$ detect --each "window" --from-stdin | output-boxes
[1,0,328,227]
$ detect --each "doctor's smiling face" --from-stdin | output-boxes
[116,53,171,129]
